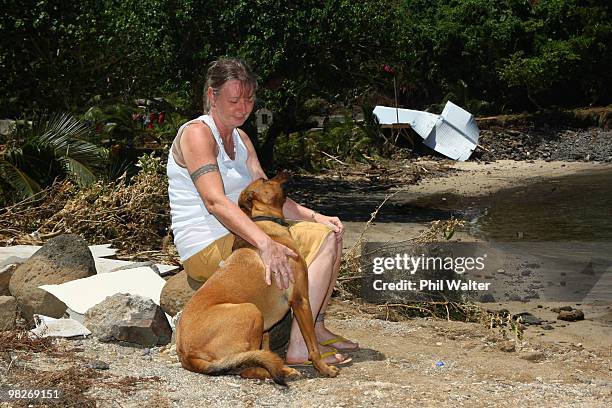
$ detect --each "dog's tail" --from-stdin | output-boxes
[184,350,287,385]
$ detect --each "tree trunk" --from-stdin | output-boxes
[258,112,296,170]
[259,122,281,170]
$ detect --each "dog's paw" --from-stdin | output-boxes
[282,366,301,378]
[323,365,340,377]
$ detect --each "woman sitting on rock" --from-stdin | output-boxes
[166,57,358,365]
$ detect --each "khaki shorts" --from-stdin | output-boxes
[183,221,333,282]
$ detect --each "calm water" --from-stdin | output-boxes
[409,167,612,242]
[466,167,612,241]
[405,167,612,304]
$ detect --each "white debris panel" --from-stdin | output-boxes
[373,101,480,161]
[39,267,167,315]
[31,314,91,338]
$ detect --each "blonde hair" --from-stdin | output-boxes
[203,57,258,113]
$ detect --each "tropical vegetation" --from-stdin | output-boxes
[0,0,610,201]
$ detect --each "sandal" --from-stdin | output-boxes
[319,336,360,351]
[287,350,352,367]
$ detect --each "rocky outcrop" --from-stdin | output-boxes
[9,234,97,322]
[84,293,171,346]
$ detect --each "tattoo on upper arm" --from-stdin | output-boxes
[190,163,219,183]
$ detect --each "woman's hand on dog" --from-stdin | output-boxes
[314,214,344,243]
[259,238,297,289]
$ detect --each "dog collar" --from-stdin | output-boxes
[252,215,290,227]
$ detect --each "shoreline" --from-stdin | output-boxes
[343,159,612,247]
[399,158,612,199]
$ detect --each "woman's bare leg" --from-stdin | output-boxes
[285,233,357,364]
[313,238,358,350]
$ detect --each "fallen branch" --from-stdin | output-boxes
[320,150,349,165]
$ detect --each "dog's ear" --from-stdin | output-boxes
[272,170,293,184]
[238,189,254,215]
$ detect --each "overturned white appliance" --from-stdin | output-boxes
[373,101,479,161]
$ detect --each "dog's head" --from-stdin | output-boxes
[239,171,292,216]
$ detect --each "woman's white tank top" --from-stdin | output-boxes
[167,114,252,261]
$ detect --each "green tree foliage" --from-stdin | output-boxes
[0,0,175,116]
[399,0,611,111]
[1,0,610,164]
[498,0,611,108]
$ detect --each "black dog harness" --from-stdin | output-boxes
[251,215,290,227]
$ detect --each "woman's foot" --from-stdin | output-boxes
[285,344,350,366]
[316,323,359,351]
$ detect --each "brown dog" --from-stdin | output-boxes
[175,172,339,385]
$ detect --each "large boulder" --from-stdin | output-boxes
[160,270,203,317]
[9,234,97,322]
[84,293,171,346]
[0,296,18,331]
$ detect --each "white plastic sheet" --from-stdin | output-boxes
[39,267,167,315]
[373,101,480,161]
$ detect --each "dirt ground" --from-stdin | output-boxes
[2,159,611,407]
[1,299,610,408]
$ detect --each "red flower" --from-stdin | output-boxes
[383,64,396,75]
[147,112,156,129]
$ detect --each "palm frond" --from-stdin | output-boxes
[61,157,98,186]
[0,157,42,198]
[0,113,108,195]
[32,113,106,185]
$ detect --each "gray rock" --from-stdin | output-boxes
[84,293,171,347]
[9,234,96,322]
[0,264,16,296]
[0,296,18,331]
[523,290,540,300]
[513,312,544,325]
[160,270,203,317]
[478,293,496,303]
[85,360,109,370]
